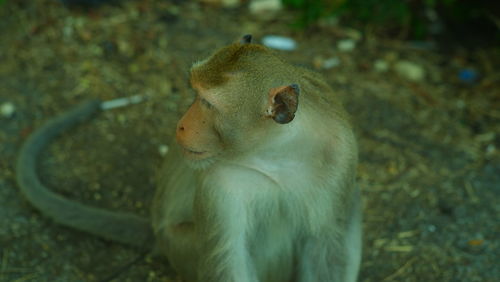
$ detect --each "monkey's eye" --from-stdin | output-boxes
[200,97,214,109]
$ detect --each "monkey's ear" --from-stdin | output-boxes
[267,84,300,124]
[240,34,252,44]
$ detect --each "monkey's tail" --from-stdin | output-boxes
[16,100,154,250]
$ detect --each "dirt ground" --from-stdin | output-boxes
[0,1,498,281]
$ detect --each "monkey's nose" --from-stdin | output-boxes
[178,125,185,131]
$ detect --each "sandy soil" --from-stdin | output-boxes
[0,1,498,281]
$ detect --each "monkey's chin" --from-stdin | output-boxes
[184,155,217,170]
[181,148,217,170]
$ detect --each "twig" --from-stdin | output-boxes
[100,95,146,111]
[383,257,417,281]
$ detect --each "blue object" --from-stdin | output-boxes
[458,69,479,83]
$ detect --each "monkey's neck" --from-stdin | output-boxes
[227,125,322,185]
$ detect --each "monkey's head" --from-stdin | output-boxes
[176,35,300,164]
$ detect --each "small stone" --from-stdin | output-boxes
[475,132,495,142]
[313,56,340,70]
[0,102,15,118]
[221,0,240,7]
[159,144,169,156]
[485,144,496,157]
[394,60,425,82]
[337,39,356,52]
[200,0,240,8]
[322,57,341,69]
[128,63,140,73]
[262,35,296,51]
[410,189,420,198]
[317,16,339,27]
[117,40,133,57]
[63,24,73,38]
[249,0,282,18]
[117,114,127,124]
[106,134,116,142]
[384,52,399,62]
[148,271,156,278]
[343,27,362,41]
[456,99,466,109]
[166,101,177,111]
[89,45,103,56]
[373,59,389,72]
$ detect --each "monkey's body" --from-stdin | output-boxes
[153,45,361,280]
[154,146,361,282]
[17,36,361,282]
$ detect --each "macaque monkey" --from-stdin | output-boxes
[17,35,361,282]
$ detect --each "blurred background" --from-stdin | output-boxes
[0,0,498,281]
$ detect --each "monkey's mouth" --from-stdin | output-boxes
[183,147,207,156]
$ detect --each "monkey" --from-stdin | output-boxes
[17,35,361,282]
[152,34,361,282]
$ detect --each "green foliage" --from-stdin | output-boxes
[281,0,490,39]
[282,0,421,33]
[282,0,346,27]
[0,0,5,5]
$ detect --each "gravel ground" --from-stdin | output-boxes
[0,1,498,281]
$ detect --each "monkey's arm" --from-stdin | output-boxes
[16,100,154,249]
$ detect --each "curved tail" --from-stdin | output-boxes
[16,100,154,249]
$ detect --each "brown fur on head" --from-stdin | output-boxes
[190,43,268,90]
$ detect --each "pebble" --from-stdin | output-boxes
[200,0,240,7]
[158,144,169,156]
[117,114,127,124]
[313,56,340,69]
[314,57,341,70]
[249,0,282,16]
[337,39,356,52]
[343,28,362,41]
[394,60,426,82]
[373,59,389,72]
[221,0,240,7]
[456,99,466,109]
[1,102,15,118]
[485,144,496,157]
[322,57,341,69]
[262,35,296,51]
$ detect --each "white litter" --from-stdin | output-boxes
[100,95,145,110]
[262,35,297,51]
[0,102,15,118]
